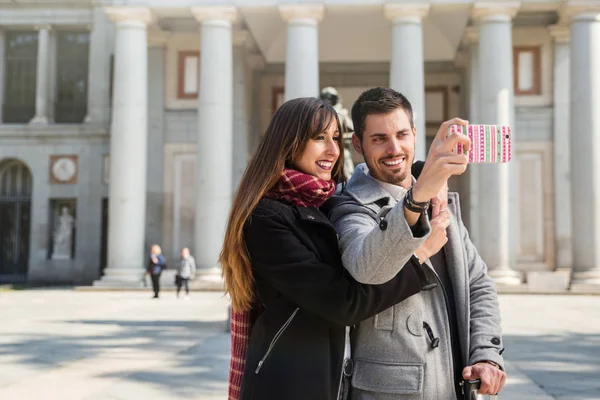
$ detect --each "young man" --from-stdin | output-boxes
[328,87,506,399]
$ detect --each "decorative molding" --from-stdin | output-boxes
[279,4,325,23]
[384,3,431,22]
[548,25,570,43]
[104,7,155,24]
[513,46,542,96]
[472,2,521,21]
[0,9,92,26]
[191,6,238,23]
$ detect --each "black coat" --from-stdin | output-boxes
[239,198,422,400]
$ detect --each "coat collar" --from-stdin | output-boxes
[344,163,408,206]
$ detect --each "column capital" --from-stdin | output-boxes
[384,3,430,23]
[561,1,600,22]
[104,7,155,25]
[472,2,521,22]
[548,24,570,43]
[191,6,238,23]
[279,4,325,23]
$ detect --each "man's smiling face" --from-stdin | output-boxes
[352,107,416,189]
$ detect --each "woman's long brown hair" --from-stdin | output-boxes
[220,97,346,312]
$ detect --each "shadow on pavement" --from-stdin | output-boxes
[504,332,600,399]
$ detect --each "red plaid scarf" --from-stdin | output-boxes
[263,168,337,207]
[228,168,336,400]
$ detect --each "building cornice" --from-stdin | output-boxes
[0,8,92,26]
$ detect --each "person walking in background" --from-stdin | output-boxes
[147,244,166,299]
[176,247,196,299]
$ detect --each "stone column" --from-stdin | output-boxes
[95,7,153,286]
[0,29,5,123]
[549,25,573,272]
[279,5,324,101]
[466,28,480,245]
[85,7,115,125]
[232,31,250,193]
[568,3,600,288]
[29,25,51,125]
[191,6,236,272]
[473,3,522,285]
[385,4,430,161]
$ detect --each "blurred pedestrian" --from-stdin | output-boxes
[147,244,166,299]
[176,247,196,299]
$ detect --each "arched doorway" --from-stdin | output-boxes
[0,159,32,284]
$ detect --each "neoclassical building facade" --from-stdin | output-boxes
[0,0,598,292]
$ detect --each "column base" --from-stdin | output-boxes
[570,270,600,293]
[93,268,146,287]
[489,267,523,286]
[29,115,49,125]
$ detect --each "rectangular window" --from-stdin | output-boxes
[55,31,90,123]
[3,31,38,123]
[177,51,200,99]
[424,86,448,128]
[513,46,541,96]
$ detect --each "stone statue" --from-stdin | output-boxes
[52,206,75,260]
[320,87,355,179]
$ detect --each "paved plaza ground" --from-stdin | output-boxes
[0,289,598,400]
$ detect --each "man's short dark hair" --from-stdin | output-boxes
[351,87,414,141]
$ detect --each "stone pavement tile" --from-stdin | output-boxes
[87,333,229,400]
[500,361,554,400]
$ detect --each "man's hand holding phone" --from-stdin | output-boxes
[411,118,471,204]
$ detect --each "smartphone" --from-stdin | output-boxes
[449,124,512,163]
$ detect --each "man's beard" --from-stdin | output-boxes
[364,153,414,187]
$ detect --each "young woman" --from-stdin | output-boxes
[220,97,424,400]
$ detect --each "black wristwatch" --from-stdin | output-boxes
[404,186,430,214]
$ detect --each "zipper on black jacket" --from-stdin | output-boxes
[255,308,299,374]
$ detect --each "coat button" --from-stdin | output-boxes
[491,337,501,345]
[307,215,315,220]
[379,220,388,230]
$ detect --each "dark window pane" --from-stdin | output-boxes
[3,32,38,123]
[55,31,90,123]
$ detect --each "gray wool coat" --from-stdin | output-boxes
[329,164,504,400]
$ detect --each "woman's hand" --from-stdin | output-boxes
[414,209,451,263]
